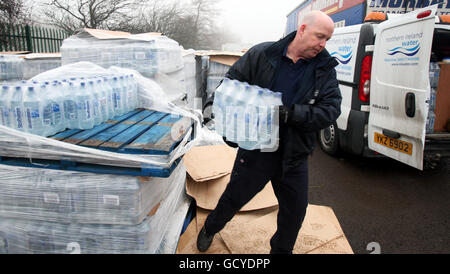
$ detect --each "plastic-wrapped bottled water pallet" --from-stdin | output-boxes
[0,108,193,177]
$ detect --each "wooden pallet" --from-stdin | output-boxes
[0,109,193,177]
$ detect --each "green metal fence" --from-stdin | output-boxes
[0,24,69,53]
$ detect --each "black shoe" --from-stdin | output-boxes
[197,226,215,252]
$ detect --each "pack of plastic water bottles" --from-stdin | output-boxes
[22,53,62,80]
[426,62,440,134]
[60,29,184,77]
[0,163,187,254]
[182,50,197,109]
[213,78,282,151]
[0,54,24,81]
[206,61,230,97]
[0,73,138,137]
[0,163,185,225]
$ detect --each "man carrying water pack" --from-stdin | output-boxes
[197,10,342,254]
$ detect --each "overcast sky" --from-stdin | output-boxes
[216,0,303,46]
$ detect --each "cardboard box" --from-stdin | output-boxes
[195,51,243,67]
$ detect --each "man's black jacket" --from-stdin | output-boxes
[223,31,342,172]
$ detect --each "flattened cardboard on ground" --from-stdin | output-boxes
[186,176,278,211]
[176,206,278,254]
[219,204,353,254]
[176,205,352,254]
[183,145,278,211]
[177,208,231,254]
[183,145,236,182]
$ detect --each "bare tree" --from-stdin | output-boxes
[37,0,237,50]
[121,0,233,50]
[0,0,29,24]
[41,0,144,34]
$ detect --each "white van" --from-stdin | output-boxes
[321,6,450,170]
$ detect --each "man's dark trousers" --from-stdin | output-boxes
[203,147,309,254]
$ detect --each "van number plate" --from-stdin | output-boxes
[374,132,413,155]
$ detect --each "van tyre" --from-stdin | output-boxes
[319,122,340,156]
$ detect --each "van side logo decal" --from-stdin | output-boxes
[330,51,353,64]
[387,43,420,57]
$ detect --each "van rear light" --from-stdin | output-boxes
[359,55,372,103]
[417,10,432,19]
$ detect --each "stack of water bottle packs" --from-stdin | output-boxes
[427,61,439,134]
[0,163,187,254]
[182,51,197,109]
[206,59,231,97]
[22,53,62,80]
[0,73,138,137]
[0,54,24,82]
[0,69,192,252]
[213,78,282,150]
[60,29,184,78]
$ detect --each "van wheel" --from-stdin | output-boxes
[319,123,340,156]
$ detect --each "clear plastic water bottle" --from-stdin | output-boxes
[101,77,114,120]
[23,85,44,136]
[236,85,252,144]
[223,80,240,142]
[0,55,8,80]
[0,85,12,128]
[40,84,55,136]
[258,89,276,145]
[63,81,79,129]
[429,62,440,88]
[96,78,109,122]
[125,75,138,111]
[102,77,115,119]
[76,81,95,129]
[118,76,129,113]
[129,74,139,109]
[212,79,227,136]
[426,111,435,134]
[245,88,262,149]
[111,76,123,116]
[10,85,25,132]
[264,91,282,149]
[51,81,65,134]
[41,82,64,136]
[88,80,102,126]
[429,88,437,112]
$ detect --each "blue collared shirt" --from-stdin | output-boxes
[272,45,311,108]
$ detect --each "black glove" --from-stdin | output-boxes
[279,105,291,124]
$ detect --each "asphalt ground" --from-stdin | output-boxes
[308,145,450,254]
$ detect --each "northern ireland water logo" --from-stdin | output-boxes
[330,50,353,64]
[387,42,421,57]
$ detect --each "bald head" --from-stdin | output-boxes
[300,10,335,29]
[288,10,335,61]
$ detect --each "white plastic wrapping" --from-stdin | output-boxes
[60,31,184,77]
[23,54,62,80]
[0,163,184,225]
[0,55,24,81]
[183,50,197,109]
[0,164,187,254]
[0,61,203,171]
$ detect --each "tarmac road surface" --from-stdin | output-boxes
[308,145,450,254]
